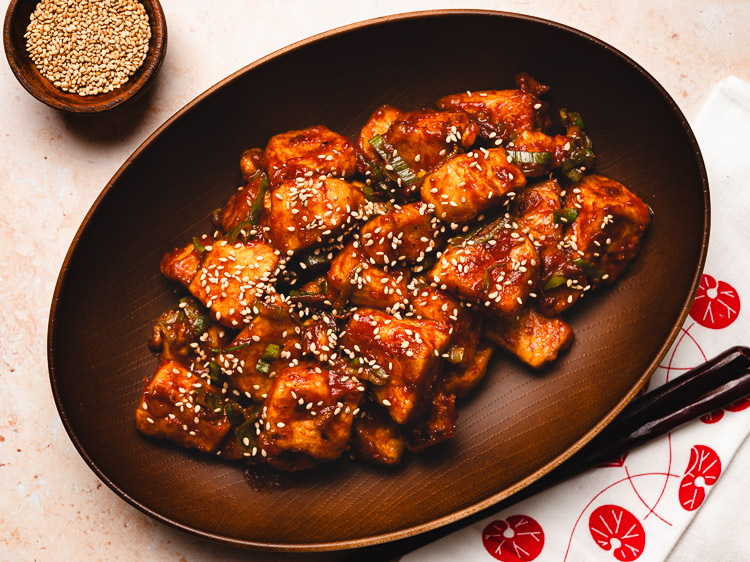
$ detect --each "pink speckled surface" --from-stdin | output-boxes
[2,1,749,560]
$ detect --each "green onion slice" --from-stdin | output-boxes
[573,258,605,280]
[447,346,465,365]
[262,343,280,361]
[542,274,567,291]
[207,361,223,384]
[225,402,246,426]
[553,208,579,224]
[235,419,257,451]
[255,358,270,374]
[506,150,552,166]
[368,366,390,386]
[192,236,206,252]
[368,134,419,186]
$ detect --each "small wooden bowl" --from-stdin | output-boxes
[3,0,167,113]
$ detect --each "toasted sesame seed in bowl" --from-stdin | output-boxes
[3,0,167,113]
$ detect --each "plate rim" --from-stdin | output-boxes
[47,8,710,552]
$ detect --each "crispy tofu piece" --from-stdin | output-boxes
[442,341,494,397]
[420,148,526,223]
[403,388,457,453]
[266,177,365,255]
[327,241,410,310]
[485,307,573,368]
[514,178,584,315]
[356,104,404,173]
[341,308,450,424]
[563,174,651,285]
[384,109,479,175]
[258,361,364,469]
[218,301,302,403]
[350,404,406,465]
[188,239,279,328]
[160,235,213,287]
[408,284,482,370]
[264,125,356,188]
[135,360,231,453]
[220,171,272,233]
[359,201,446,267]
[436,89,546,142]
[430,220,540,317]
[239,147,265,182]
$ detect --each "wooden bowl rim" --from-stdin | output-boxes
[47,9,710,551]
[3,0,167,113]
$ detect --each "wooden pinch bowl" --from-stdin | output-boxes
[3,0,167,113]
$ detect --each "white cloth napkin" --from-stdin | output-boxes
[404,76,750,562]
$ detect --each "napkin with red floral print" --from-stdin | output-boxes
[404,76,750,562]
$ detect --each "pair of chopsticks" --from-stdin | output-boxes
[353,346,750,561]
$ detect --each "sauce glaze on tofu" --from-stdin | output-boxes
[138,72,651,472]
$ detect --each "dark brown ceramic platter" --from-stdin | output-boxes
[48,10,709,551]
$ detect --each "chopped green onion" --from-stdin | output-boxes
[262,343,280,361]
[506,150,552,176]
[207,361,222,384]
[542,274,567,291]
[255,358,270,374]
[553,208,579,224]
[447,346,465,365]
[368,366,390,386]
[368,134,419,186]
[573,258,605,280]
[179,296,210,334]
[333,264,362,310]
[235,419,257,451]
[225,402,246,426]
[471,217,508,245]
[192,236,206,252]
[193,387,223,412]
[560,108,586,130]
[482,262,505,290]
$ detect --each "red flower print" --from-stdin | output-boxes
[679,445,721,511]
[700,409,724,424]
[588,504,645,561]
[725,396,750,412]
[689,274,740,329]
[482,515,545,561]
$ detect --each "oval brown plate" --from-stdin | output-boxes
[48,10,709,551]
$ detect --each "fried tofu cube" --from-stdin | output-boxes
[350,404,406,465]
[563,174,651,285]
[442,341,494,397]
[341,308,450,424]
[264,125,356,188]
[160,235,213,287]
[384,109,479,175]
[420,148,526,223]
[266,177,366,255]
[356,104,404,173]
[485,307,574,368]
[436,89,546,142]
[327,241,410,310]
[188,239,279,328]
[258,361,364,468]
[430,220,540,317]
[359,201,446,267]
[218,301,302,402]
[135,360,231,453]
[403,388,457,453]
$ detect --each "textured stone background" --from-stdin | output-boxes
[2,1,749,559]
